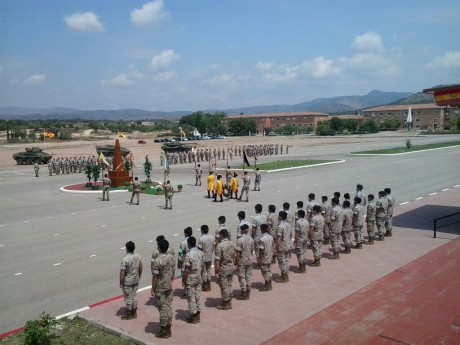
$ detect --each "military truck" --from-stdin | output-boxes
[161,142,195,153]
[13,147,53,165]
[96,144,131,157]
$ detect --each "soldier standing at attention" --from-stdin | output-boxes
[280,144,284,154]
[306,193,316,221]
[274,211,291,283]
[215,215,227,249]
[366,194,376,245]
[258,224,274,291]
[151,235,175,265]
[163,180,174,210]
[376,191,388,241]
[384,187,395,237]
[151,239,175,338]
[341,200,353,253]
[225,166,232,185]
[236,211,251,240]
[234,224,254,300]
[355,184,367,208]
[183,236,205,324]
[283,202,295,257]
[119,241,143,320]
[215,229,235,310]
[253,168,261,191]
[195,164,202,186]
[352,197,364,248]
[214,174,224,202]
[207,171,215,198]
[294,209,309,273]
[321,196,332,245]
[309,205,324,267]
[230,173,239,199]
[266,204,278,238]
[252,204,267,264]
[198,225,214,292]
[33,161,39,177]
[129,177,141,205]
[178,227,193,298]
[48,160,53,176]
[238,171,251,202]
[328,198,343,260]
[102,174,111,201]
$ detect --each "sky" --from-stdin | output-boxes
[0,0,459,112]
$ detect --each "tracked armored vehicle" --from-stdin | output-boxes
[96,145,131,157]
[13,147,53,165]
[161,142,194,153]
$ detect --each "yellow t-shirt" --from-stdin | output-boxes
[207,174,215,191]
[231,177,238,192]
[215,180,223,195]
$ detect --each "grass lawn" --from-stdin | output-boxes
[1,316,136,345]
[231,159,338,171]
[351,140,460,155]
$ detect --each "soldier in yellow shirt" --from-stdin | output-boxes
[207,171,215,198]
[230,173,239,199]
[214,175,224,202]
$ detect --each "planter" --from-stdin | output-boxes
[178,188,183,192]
[85,182,93,187]
[91,185,100,190]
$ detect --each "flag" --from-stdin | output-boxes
[163,155,170,175]
[243,148,250,167]
[129,153,137,168]
[118,132,126,139]
[44,131,55,139]
[99,151,110,168]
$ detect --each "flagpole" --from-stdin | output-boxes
[43,130,46,150]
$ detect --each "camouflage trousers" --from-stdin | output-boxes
[155,289,173,327]
[277,250,289,275]
[353,225,363,244]
[295,240,308,264]
[103,186,110,200]
[186,283,202,314]
[310,239,322,259]
[385,214,393,232]
[323,223,331,240]
[341,230,352,247]
[239,186,249,199]
[237,264,253,291]
[260,263,272,282]
[201,261,212,283]
[254,179,261,191]
[367,220,376,239]
[218,274,234,301]
[165,195,172,208]
[122,284,138,310]
[376,217,386,236]
[195,175,202,186]
[330,232,341,252]
[130,191,140,204]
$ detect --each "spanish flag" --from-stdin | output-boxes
[44,131,55,139]
[118,132,126,139]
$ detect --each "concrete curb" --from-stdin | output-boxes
[229,160,345,173]
[348,144,460,156]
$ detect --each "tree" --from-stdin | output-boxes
[360,120,379,133]
[144,156,152,182]
[228,117,256,135]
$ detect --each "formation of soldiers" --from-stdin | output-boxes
[160,143,288,166]
[121,184,395,339]
[47,156,99,175]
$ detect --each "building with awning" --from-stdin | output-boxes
[423,83,460,107]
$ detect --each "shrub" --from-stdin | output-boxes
[406,139,412,150]
[177,184,183,189]
[23,313,59,345]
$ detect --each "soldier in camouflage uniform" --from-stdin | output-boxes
[306,193,316,221]
[384,188,395,237]
[274,211,291,283]
[151,239,175,339]
[253,168,261,191]
[258,224,274,291]
[266,204,278,237]
[234,224,254,300]
[215,229,235,310]
[328,198,343,260]
[214,215,227,249]
[48,160,53,176]
[341,200,353,253]
[129,177,141,205]
[366,194,376,245]
[183,236,205,324]
[321,196,332,244]
[102,174,111,201]
[163,180,174,210]
[151,235,175,265]
[178,227,193,298]
[352,197,364,249]
[376,191,388,241]
[309,205,324,267]
[251,204,267,264]
[119,241,143,320]
[198,225,214,292]
[294,209,309,273]
[195,164,202,186]
[238,171,251,202]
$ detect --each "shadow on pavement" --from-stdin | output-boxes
[393,205,460,234]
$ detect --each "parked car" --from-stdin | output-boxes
[138,140,146,144]
[268,132,276,136]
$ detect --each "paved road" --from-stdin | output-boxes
[0,134,459,334]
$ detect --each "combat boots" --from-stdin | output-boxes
[121,309,133,320]
[367,238,375,245]
[132,308,137,319]
[275,273,289,283]
[155,325,171,338]
[296,262,306,273]
[323,238,330,245]
[186,312,200,324]
[310,257,321,267]
[354,243,363,249]
[341,246,351,254]
[376,235,385,241]
[329,252,340,260]
[385,230,392,237]
[217,300,232,310]
[244,286,251,300]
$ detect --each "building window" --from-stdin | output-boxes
[433,110,439,114]
[298,117,302,120]
[433,118,438,122]
[416,111,421,114]
[415,118,420,122]
[388,112,391,116]
[276,118,279,121]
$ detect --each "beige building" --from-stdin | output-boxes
[362,103,447,130]
[222,112,329,135]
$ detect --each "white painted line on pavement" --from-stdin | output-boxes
[56,306,90,320]
[48,216,53,219]
[138,285,152,292]
[429,192,437,196]
[89,254,96,258]
[173,234,179,237]
[416,197,423,200]
[53,263,61,266]
[454,185,460,188]
[120,247,126,250]
[54,234,60,236]
[101,224,106,227]
[399,202,409,205]
[141,216,146,219]
[0,244,5,247]
[148,240,153,243]
[24,220,29,223]
[14,273,23,276]
[442,188,449,191]
[71,212,76,215]
[0,225,3,227]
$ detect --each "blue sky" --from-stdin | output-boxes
[0,0,459,111]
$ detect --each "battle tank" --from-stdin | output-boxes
[96,144,131,157]
[161,142,195,153]
[13,147,53,165]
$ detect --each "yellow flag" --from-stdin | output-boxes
[99,151,110,168]
[118,132,126,139]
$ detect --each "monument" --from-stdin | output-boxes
[108,139,131,187]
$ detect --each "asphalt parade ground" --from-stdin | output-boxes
[0,133,459,343]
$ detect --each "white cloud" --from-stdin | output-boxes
[206,73,250,86]
[24,74,46,85]
[0,65,4,72]
[263,67,298,83]
[339,53,399,76]
[131,0,167,27]
[352,32,384,53]
[255,62,273,71]
[300,56,342,78]
[101,70,144,87]
[154,70,176,82]
[64,12,105,32]
[151,50,181,69]
[210,64,220,70]
[425,51,460,70]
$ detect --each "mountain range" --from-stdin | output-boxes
[0,90,434,120]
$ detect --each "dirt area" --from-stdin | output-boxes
[0,132,419,171]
